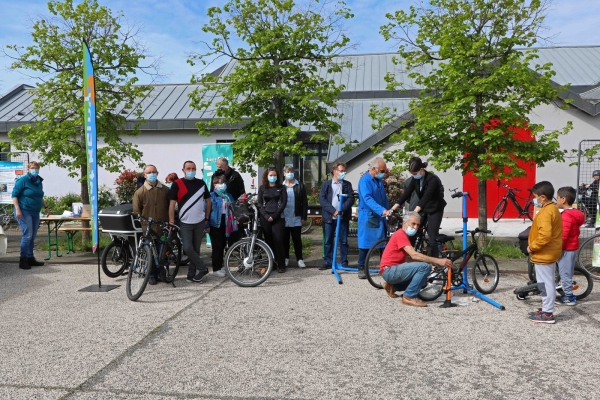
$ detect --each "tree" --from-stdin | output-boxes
[188,0,354,174]
[371,0,571,231]
[3,0,158,209]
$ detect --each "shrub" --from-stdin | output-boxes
[98,184,118,210]
[114,169,139,203]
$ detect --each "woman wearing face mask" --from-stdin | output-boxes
[11,161,50,269]
[257,166,288,272]
[282,165,308,268]
[392,157,447,257]
[207,173,238,277]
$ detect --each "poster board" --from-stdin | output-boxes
[0,161,25,204]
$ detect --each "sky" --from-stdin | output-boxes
[1,0,600,94]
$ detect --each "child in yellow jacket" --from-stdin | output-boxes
[527,181,562,324]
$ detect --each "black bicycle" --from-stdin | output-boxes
[577,184,596,224]
[492,183,534,222]
[126,216,182,301]
[577,233,600,280]
[418,228,500,301]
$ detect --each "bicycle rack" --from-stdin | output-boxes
[331,194,359,284]
[445,191,505,310]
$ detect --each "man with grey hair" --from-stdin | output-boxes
[211,157,246,201]
[378,211,453,306]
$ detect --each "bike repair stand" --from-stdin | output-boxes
[442,191,505,310]
[331,194,358,284]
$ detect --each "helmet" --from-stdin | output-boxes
[594,170,600,177]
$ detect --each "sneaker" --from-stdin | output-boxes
[285,258,289,267]
[149,275,157,285]
[192,270,209,283]
[358,268,367,280]
[529,311,556,324]
[528,308,542,316]
[298,260,306,268]
[186,276,194,283]
[319,264,331,271]
[556,295,577,306]
[213,269,226,278]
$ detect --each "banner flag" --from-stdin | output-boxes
[83,42,99,253]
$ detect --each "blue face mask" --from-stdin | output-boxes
[533,197,542,207]
[412,173,423,180]
[268,176,277,183]
[285,173,295,181]
[375,172,385,180]
[406,227,418,236]
[338,172,346,180]
[146,173,157,182]
[216,183,227,193]
[29,169,40,177]
[165,183,172,188]
[185,171,196,179]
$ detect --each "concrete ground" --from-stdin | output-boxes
[2,218,600,399]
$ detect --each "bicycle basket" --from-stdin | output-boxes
[233,200,250,224]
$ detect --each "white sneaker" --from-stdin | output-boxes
[285,258,289,266]
[213,269,226,278]
[298,260,306,268]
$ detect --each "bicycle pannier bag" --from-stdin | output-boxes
[233,200,250,224]
[518,226,531,256]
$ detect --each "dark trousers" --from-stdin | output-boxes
[180,220,207,278]
[323,219,349,267]
[260,215,286,269]
[425,209,444,257]
[284,226,303,261]
[208,216,228,272]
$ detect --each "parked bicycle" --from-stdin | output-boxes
[418,228,500,301]
[492,183,534,222]
[577,233,600,280]
[576,184,596,225]
[223,193,274,287]
[0,204,17,230]
[126,215,182,301]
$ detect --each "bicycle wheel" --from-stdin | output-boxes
[365,238,388,289]
[165,236,182,283]
[492,199,508,222]
[101,240,129,278]
[513,283,540,300]
[418,275,444,301]
[301,218,313,234]
[577,234,600,280]
[224,238,274,287]
[472,254,499,294]
[557,266,594,301]
[524,202,534,221]
[126,243,153,301]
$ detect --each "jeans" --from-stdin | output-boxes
[382,262,431,298]
[179,220,207,278]
[557,250,576,297]
[16,209,40,258]
[535,263,556,314]
[323,219,349,266]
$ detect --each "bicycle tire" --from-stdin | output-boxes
[301,218,313,234]
[577,234,600,280]
[224,238,274,287]
[557,266,594,301]
[365,238,389,289]
[579,204,588,224]
[472,254,499,294]
[126,243,153,301]
[524,201,534,221]
[101,240,129,278]
[513,283,540,299]
[165,236,182,283]
[527,256,535,282]
[418,278,444,301]
[492,199,508,222]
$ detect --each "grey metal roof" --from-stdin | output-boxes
[580,86,600,100]
[531,46,600,86]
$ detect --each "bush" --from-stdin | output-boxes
[114,169,139,203]
[45,192,81,214]
[306,184,321,205]
[98,184,118,210]
[384,168,407,207]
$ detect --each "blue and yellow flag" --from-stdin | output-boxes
[83,42,99,253]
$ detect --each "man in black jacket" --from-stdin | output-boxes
[211,157,246,201]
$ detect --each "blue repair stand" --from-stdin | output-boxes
[331,194,357,284]
[447,191,505,310]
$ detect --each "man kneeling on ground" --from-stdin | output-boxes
[379,211,453,307]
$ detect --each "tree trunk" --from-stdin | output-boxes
[81,162,91,244]
[477,178,488,247]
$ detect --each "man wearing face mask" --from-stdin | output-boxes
[210,157,246,201]
[169,161,211,283]
[357,157,392,279]
[318,162,354,270]
[379,212,453,306]
[133,164,170,285]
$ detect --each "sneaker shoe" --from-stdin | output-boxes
[186,276,194,283]
[298,260,306,268]
[556,295,577,306]
[529,311,556,324]
[192,270,209,283]
[285,258,289,267]
[528,308,542,316]
[319,264,331,271]
[358,268,367,280]
[213,269,226,278]
[149,275,157,285]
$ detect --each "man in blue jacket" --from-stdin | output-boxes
[318,162,354,270]
[358,157,391,279]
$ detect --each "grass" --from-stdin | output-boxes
[449,238,526,259]
[39,233,113,253]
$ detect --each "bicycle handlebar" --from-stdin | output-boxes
[133,214,180,231]
[455,228,492,235]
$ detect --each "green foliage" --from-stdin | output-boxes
[114,169,138,204]
[188,0,354,172]
[40,232,113,252]
[383,168,407,206]
[98,184,118,210]
[3,0,157,199]
[43,186,116,214]
[371,0,572,224]
[306,183,322,204]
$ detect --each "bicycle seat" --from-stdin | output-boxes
[436,234,455,244]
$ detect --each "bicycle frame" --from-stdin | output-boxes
[506,189,533,216]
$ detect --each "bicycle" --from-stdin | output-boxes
[0,204,17,230]
[577,233,600,280]
[126,216,182,301]
[301,218,313,234]
[418,228,500,301]
[223,193,274,287]
[576,184,596,224]
[492,183,534,222]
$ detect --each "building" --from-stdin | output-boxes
[1,46,600,216]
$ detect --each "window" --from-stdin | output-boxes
[285,142,328,193]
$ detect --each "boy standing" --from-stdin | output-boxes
[527,181,563,324]
[555,187,585,306]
